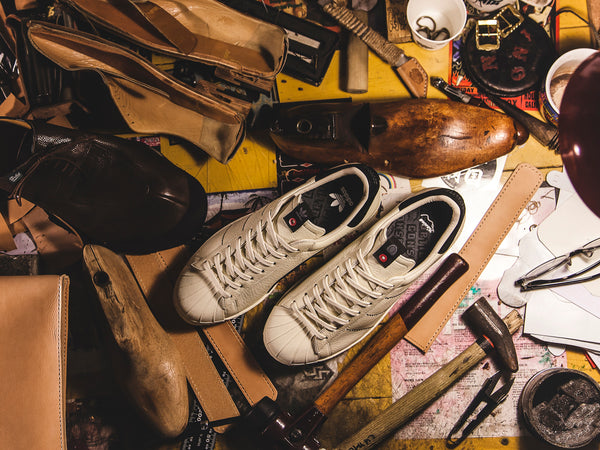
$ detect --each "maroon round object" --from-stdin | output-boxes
[461,17,556,97]
[559,50,600,217]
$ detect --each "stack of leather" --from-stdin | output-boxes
[2,0,288,163]
[0,0,288,447]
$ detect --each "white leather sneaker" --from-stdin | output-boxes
[174,164,382,325]
[263,188,466,365]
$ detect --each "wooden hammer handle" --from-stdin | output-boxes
[313,253,468,416]
[323,2,407,65]
[335,309,523,450]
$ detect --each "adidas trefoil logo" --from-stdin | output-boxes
[329,187,354,213]
[329,192,345,212]
[419,214,435,233]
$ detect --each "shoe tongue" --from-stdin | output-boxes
[275,196,326,242]
[367,227,416,281]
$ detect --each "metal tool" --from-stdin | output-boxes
[336,300,522,450]
[246,253,469,449]
[446,371,515,448]
[484,91,559,152]
[462,296,518,372]
[322,0,428,97]
[431,76,488,108]
[342,0,378,93]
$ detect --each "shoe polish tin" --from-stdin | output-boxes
[519,368,600,448]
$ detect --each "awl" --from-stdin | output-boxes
[322,0,428,98]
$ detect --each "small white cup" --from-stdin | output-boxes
[407,0,467,51]
[539,48,597,126]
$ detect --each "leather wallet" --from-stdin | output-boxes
[0,275,70,450]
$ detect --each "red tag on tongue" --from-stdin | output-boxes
[373,236,406,268]
[283,204,310,232]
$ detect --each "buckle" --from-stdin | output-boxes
[493,4,524,38]
[475,19,501,51]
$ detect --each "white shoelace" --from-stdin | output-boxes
[200,212,299,298]
[292,248,393,340]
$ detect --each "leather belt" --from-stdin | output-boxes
[125,247,277,432]
[0,211,16,251]
[406,163,544,351]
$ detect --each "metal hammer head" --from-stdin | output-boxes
[463,297,519,372]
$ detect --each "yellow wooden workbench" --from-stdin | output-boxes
[158,1,600,449]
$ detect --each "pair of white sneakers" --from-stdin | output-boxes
[174,164,466,366]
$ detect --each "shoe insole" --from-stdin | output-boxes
[386,201,453,265]
[299,174,364,233]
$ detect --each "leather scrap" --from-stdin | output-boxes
[0,210,16,251]
[125,247,277,432]
[0,275,70,450]
[406,163,544,351]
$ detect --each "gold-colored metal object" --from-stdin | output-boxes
[494,4,524,38]
[476,19,501,51]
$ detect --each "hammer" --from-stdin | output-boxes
[341,0,377,93]
[243,253,469,449]
[335,298,522,450]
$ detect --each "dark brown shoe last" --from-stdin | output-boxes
[0,117,207,254]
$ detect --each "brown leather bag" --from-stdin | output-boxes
[0,275,70,450]
[25,20,247,164]
[59,0,288,93]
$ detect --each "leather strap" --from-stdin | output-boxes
[111,0,197,54]
[0,210,16,251]
[406,163,544,351]
[20,206,83,270]
[0,275,69,450]
[125,248,277,429]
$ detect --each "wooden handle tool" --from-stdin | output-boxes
[336,309,523,450]
[251,254,469,449]
[323,1,428,97]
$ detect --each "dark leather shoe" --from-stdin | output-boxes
[0,117,207,254]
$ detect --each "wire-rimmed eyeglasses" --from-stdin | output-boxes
[515,237,600,291]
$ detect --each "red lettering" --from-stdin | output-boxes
[480,55,499,71]
[512,46,529,61]
[520,28,532,42]
[511,66,526,81]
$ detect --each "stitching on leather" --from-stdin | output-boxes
[424,164,543,349]
[57,278,63,450]
[58,276,69,450]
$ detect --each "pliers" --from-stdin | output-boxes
[446,371,515,448]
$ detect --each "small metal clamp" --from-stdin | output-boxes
[446,371,515,448]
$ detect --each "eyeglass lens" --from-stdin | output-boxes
[517,237,600,290]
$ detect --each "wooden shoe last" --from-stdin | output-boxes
[84,244,189,438]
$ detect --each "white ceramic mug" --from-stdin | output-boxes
[406,0,467,51]
[539,48,597,126]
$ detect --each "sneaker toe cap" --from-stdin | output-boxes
[174,267,227,324]
[263,305,319,366]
